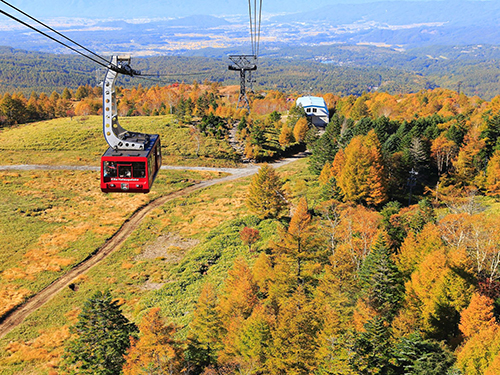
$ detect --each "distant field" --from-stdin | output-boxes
[0,115,240,167]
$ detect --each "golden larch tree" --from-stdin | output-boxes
[246,164,288,219]
[123,308,183,375]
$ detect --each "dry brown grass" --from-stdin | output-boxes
[0,168,200,321]
[2,326,70,370]
[0,286,31,318]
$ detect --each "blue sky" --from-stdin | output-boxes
[1,0,489,20]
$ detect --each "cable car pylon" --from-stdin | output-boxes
[228,55,257,110]
[228,0,263,110]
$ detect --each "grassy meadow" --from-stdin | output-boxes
[0,115,239,167]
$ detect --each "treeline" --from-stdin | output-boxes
[0,85,101,127]
[6,44,500,99]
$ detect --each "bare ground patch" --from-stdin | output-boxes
[135,233,200,263]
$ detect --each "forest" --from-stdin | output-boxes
[5,43,500,99]
[0,81,500,375]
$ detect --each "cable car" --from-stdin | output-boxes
[101,134,161,193]
[100,56,162,193]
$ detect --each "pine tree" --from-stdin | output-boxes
[308,117,341,174]
[63,290,137,375]
[246,164,288,219]
[359,233,404,320]
[393,332,454,375]
[350,316,395,375]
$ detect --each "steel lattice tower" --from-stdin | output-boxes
[228,54,257,110]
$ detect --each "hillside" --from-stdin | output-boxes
[0,85,500,373]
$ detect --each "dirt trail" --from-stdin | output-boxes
[0,156,304,339]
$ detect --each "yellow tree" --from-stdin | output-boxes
[279,124,295,147]
[267,288,321,375]
[402,246,475,341]
[186,283,221,370]
[246,164,288,219]
[486,149,500,196]
[453,127,486,186]
[293,117,309,143]
[217,258,262,366]
[335,130,387,206]
[273,197,326,288]
[123,308,183,375]
[457,325,500,375]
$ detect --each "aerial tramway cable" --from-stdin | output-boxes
[0,0,218,79]
[247,0,263,58]
[0,7,113,71]
[0,0,110,67]
[257,0,263,57]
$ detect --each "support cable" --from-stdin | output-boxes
[254,0,257,55]
[0,8,112,71]
[248,0,254,56]
[0,0,110,67]
[257,0,263,57]
[0,2,219,79]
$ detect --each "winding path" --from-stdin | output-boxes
[0,155,305,339]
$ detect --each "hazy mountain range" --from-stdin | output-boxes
[0,0,499,55]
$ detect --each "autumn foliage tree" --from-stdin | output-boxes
[123,308,183,375]
[273,197,326,289]
[459,293,497,339]
[331,130,387,206]
[486,149,500,195]
[246,164,288,219]
[240,227,261,251]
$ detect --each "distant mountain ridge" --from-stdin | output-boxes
[273,1,500,25]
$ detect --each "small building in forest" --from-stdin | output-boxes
[296,96,329,127]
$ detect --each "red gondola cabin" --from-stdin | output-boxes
[101,134,161,193]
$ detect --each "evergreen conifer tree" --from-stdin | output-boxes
[63,290,137,375]
[359,234,404,320]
